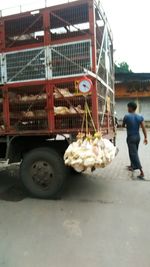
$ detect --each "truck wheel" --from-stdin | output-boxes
[20,147,67,199]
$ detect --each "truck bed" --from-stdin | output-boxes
[0,78,114,137]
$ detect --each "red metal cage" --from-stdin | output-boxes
[0,0,115,138]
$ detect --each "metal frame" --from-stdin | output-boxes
[50,39,92,79]
[0,0,115,138]
[0,39,92,84]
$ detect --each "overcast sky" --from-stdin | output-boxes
[1,0,149,73]
[101,0,150,73]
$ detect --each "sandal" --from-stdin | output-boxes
[128,166,133,171]
[137,175,145,180]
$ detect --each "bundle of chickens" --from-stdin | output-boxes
[9,93,47,102]
[54,88,73,99]
[54,105,84,115]
[64,132,117,172]
[20,93,47,102]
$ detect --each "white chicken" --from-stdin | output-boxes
[64,132,117,172]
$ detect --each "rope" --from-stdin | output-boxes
[81,111,86,133]
[85,100,88,134]
[81,96,97,135]
[85,100,96,132]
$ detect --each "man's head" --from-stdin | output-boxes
[127,101,137,113]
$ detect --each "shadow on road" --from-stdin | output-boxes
[0,169,106,202]
[0,169,27,202]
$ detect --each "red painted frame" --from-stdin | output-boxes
[0,0,115,138]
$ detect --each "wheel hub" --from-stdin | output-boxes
[31,161,54,189]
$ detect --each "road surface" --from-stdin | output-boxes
[0,130,150,267]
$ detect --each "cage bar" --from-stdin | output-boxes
[0,0,115,137]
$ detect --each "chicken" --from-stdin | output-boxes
[64,133,117,172]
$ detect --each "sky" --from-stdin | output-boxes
[0,0,150,73]
[101,0,150,73]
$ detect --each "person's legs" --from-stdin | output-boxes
[136,140,140,151]
[127,135,143,176]
[135,138,144,177]
[127,138,137,170]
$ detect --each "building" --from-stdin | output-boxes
[115,73,150,126]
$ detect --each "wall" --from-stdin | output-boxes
[115,98,150,125]
[115,82,150,125]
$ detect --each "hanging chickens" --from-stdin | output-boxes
[64,132,117,172]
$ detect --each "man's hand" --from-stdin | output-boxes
[141,122,148,145]
[144,138,148,145]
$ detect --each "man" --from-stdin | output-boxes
[122,101,148,180]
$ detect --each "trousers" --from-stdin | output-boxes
[127,134,142,170]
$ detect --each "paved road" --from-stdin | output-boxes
[0,130,150,267]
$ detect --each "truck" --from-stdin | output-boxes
[0,0,115,198]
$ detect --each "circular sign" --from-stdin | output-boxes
[78,78,93,94]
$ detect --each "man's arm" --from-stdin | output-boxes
[141,121,148,144]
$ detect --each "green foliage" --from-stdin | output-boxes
[115,62,132,73]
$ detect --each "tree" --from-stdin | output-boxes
[115,62,132,73]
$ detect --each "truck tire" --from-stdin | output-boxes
[20,147,67,199]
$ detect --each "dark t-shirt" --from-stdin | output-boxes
[123,113,144,136]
